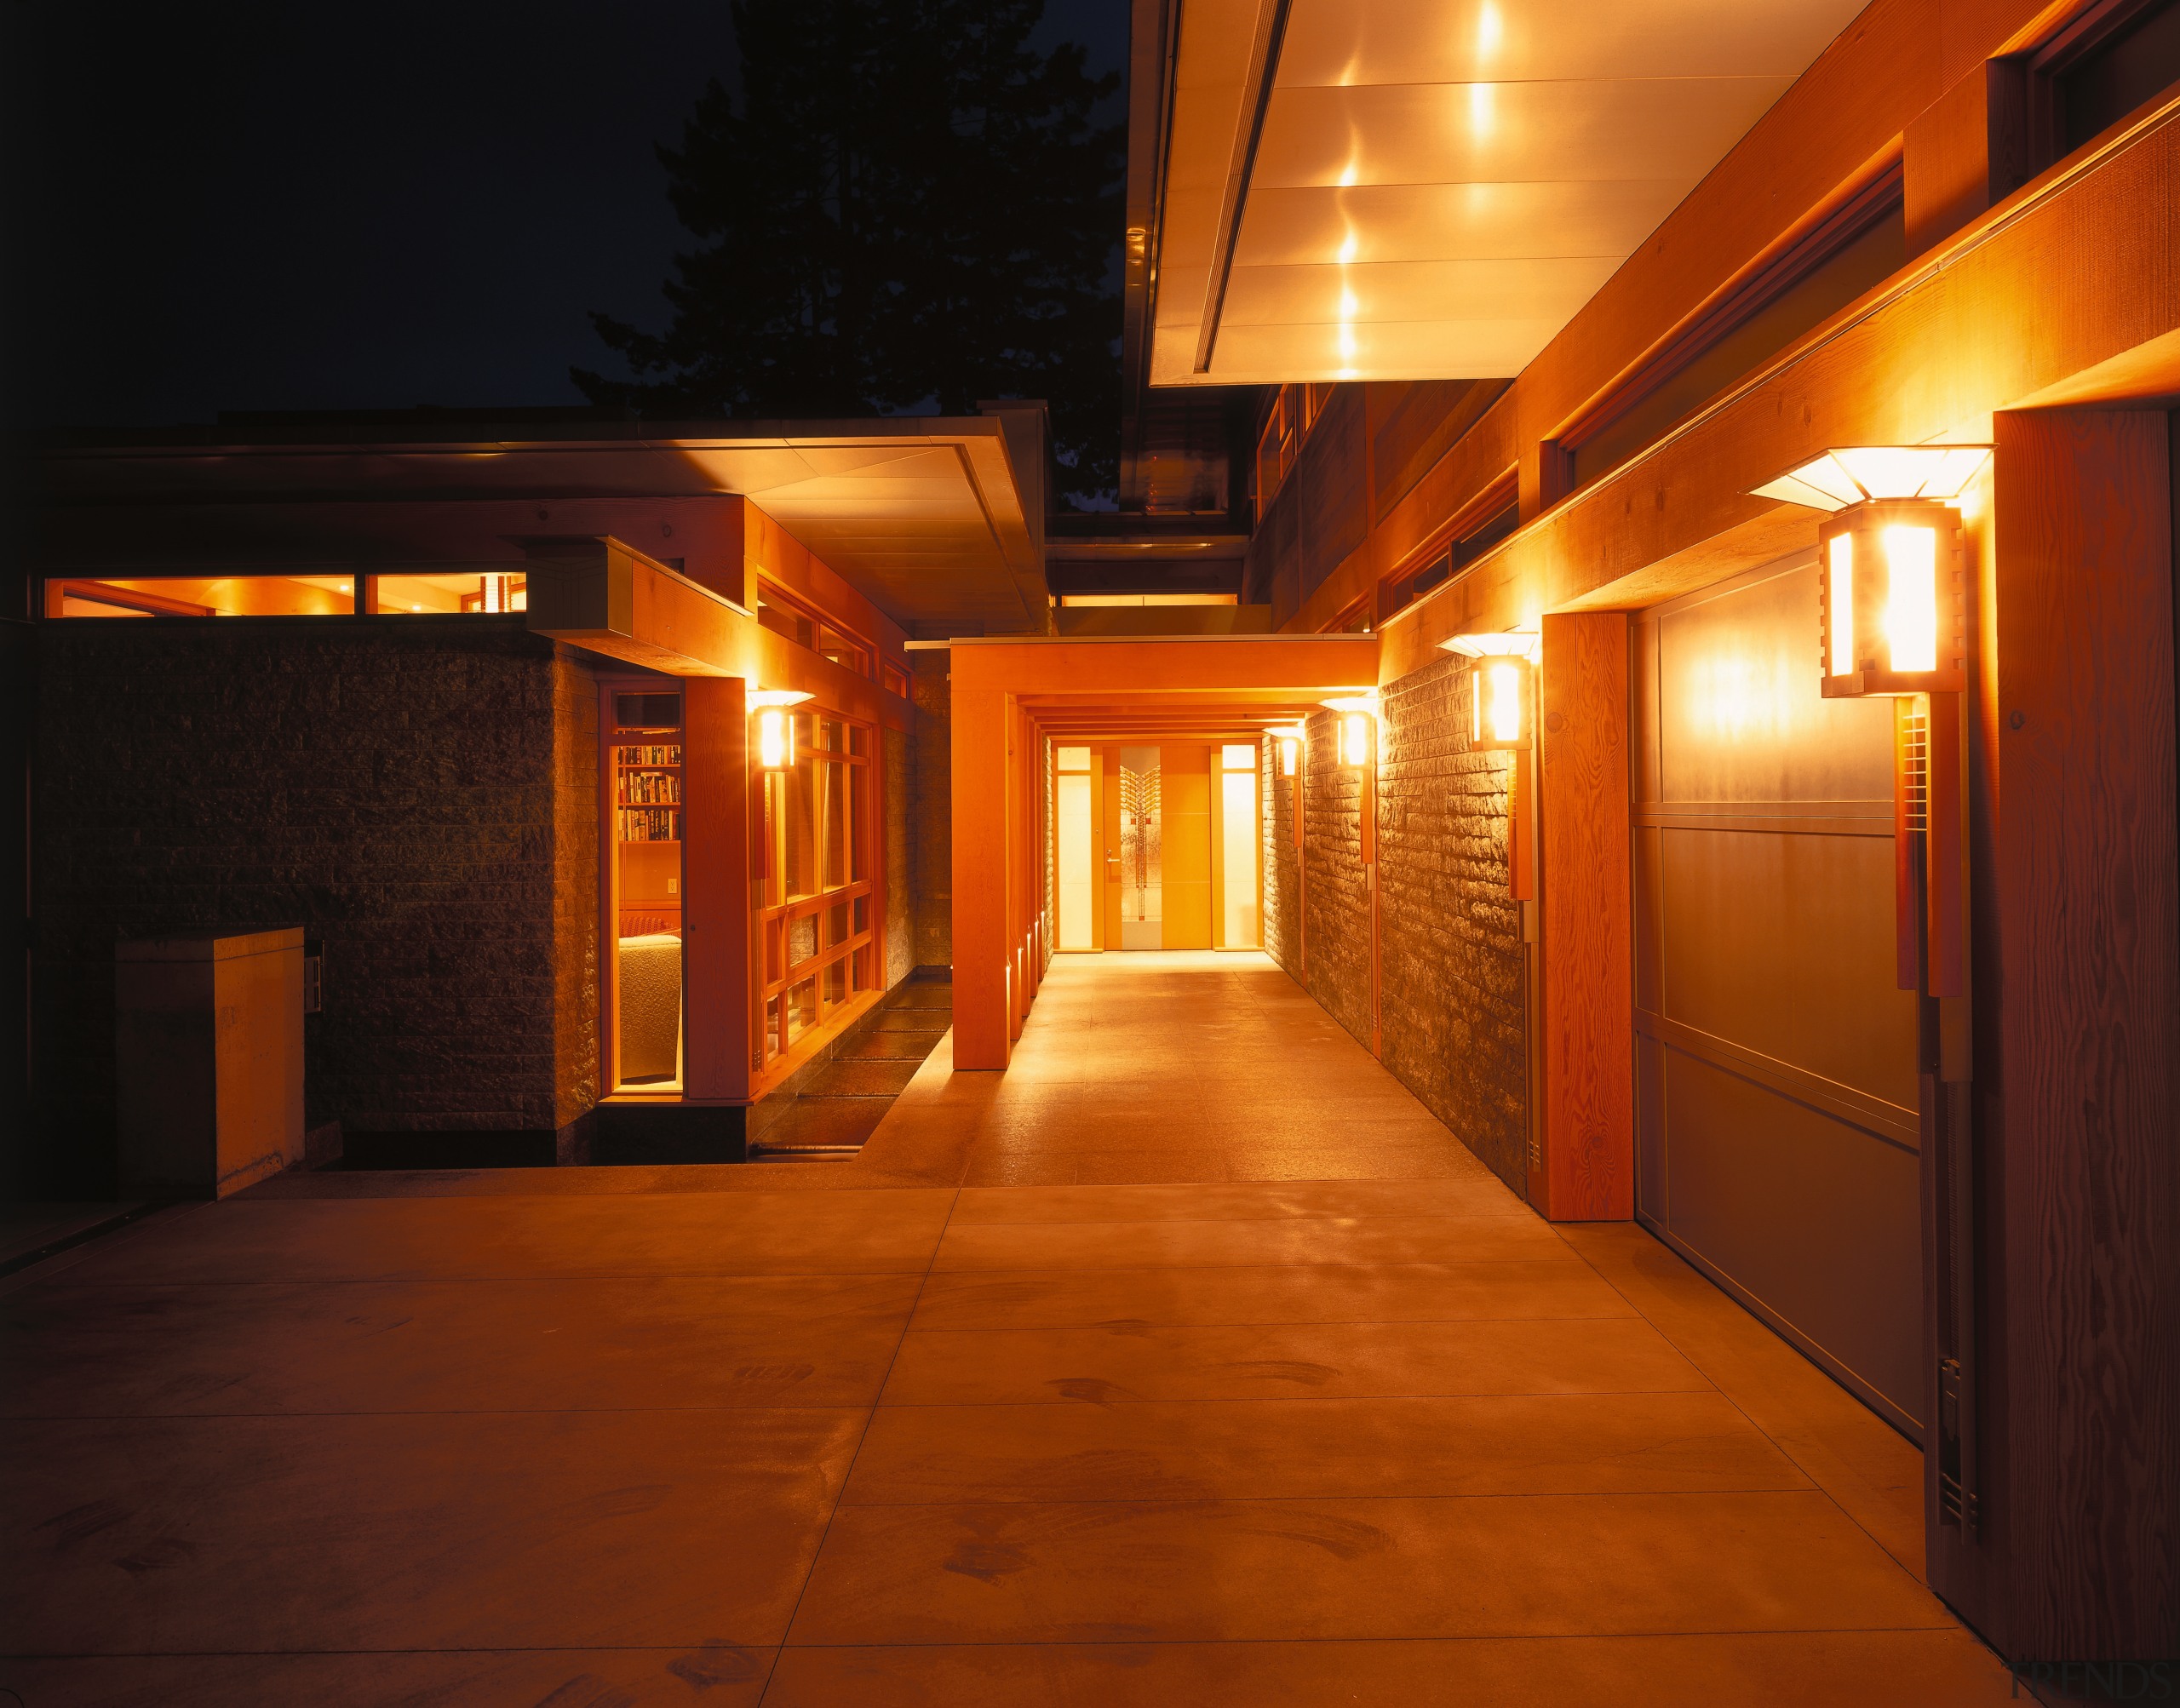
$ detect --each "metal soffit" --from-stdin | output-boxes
[1147,0,1866,386]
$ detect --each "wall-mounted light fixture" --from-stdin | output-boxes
[1442,633,1540,751]
[1751,446,1991,997]
[1753,447,1989,700]
[748,688,813,771]
[1321,696,1378,767]
[1275,726,1303,777]
[1438,633,1541,898]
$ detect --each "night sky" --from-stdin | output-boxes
[1,1,1127,432]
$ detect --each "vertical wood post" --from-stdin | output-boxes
[951,682,1013,1069]
[1948,408,2179,1660]
[1535,611,1634,1219]
[683,677,751,1102]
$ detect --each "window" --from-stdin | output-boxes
[608,691,684,1092]
[44,576,354,617]
[1217,744,1260,948]
[370,572,525,613]
[1055,746,1094,949]
[755,582,874,678]
[1058,593,1239,608]
[757,708,877,1065]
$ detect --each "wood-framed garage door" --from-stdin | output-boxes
[1632,553,1924,1436]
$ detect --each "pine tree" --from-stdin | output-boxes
[573,0,1123,502]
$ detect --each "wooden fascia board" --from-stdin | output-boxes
[528,537,909,730]
[1375,88,2180,684]
[955,432,1050,630]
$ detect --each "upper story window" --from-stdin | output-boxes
[755,581,874,679]
[43,571,535,617]
[1254,382,1334,523]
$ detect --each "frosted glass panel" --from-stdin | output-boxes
[1118,744,1162,949]
[1220,743,1255,769]
[1221,768,1259,946]
[1057,773,1093,948]
[1057,746,1091,771]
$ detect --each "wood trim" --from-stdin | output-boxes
[1556,158,1906,452]
[1974,405,2179,1659]
[683,678,750,1102]
[1196,0,1294,375]
[1536,611,1633,1219]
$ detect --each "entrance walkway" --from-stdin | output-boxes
[2,956,2016,1704]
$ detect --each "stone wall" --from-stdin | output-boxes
[909,649,952,970]
[1260,734,1301,975]
[1299,707,1372,1047]
[1259,659,1531,1196]
[31,618,598,1191]
[1376,654,1529,1194]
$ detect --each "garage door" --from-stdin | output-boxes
[1632,555,1924,1436]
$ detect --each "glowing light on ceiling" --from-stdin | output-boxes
[1337,232,1359,265]
[1468,82,1494,138]
[1339,287,1359,318]
[1477,2,1503,58]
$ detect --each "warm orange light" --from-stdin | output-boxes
[1277,735,1299,776]
[1753,445,1991,513]
[1827,534,1855,677]
[1883,524,1938,674]
[1813,502,1961,698]
[758,708,793,770]
[1464,654,1531,751]
[1340,713,1371,766]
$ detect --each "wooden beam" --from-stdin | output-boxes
[951,684,1013,1069]
[1535,611,1634,1221]
[682,678,752,1104]
[1963,406,2179,1659]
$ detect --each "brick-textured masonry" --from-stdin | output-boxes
[1377,654,1529,1194]
[32,620,599,1191]
[1259,661,1531,1197]
[909,649,952,970]
[1300,707,1373,1047]
[1261,734,1301,973]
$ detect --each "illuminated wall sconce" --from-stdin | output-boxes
[1441,632,1540,751]
[747,688,813,771]
[1751,445,1992,997]
[1753,447,1989,699]
[1321,697,1378,766]
[1275,728,1302,777]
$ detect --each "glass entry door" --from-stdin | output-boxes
[1114,745,1163,949]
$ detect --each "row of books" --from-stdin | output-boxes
[616,744,682,767]
[619,772,681,805]
[618,807,683,842]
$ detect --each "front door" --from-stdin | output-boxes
[1103,743,1213,949]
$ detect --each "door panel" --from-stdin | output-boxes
[1635,557,1923,1436]
[1161,744,1213,949]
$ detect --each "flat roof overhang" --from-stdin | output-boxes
[1132,0,1866,387]
[30,415,1049,635]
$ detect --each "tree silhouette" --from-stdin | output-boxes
[573,0,1124,502]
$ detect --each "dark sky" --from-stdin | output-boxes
[1,0,1127,431]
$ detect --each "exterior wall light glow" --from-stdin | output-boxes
[1276,731,1300,776]
[1751,447,1991,999]
[1753,445,1988,698]
[1321,697,1379,767]
[748,688,813,771]
[1441,632,1540,751]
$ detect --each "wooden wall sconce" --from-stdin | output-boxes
[1753,447,1989,997]
[1443,633,1540,898]
[749,688,812,771]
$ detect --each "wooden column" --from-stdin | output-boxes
[1950,408,2179,1661]
[951,682,1013,1069]
[1535,611,1633,1220]
[682,677,751,1102]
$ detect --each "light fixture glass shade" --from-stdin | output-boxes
[1276,734,1299,776]
[1817,502,1964,697]
[1468,654,1532,750]
[1752,445,1992,513]
[758,708,794,769]
[1340,712,1371,766]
